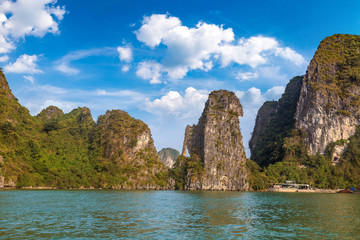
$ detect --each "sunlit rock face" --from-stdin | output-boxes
[250,34,360,167]
[182,90,248,191]
[295,34,360,155]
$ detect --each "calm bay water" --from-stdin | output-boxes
[0,190,359,239]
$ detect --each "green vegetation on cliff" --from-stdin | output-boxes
[177,90,248,191]
[158,148,180,162]
[248,34,360,190]
[170,155,204,190]
[248,128,360,190]
[310,34,360,99]
[250,76,303,167]
[0,70,168,189]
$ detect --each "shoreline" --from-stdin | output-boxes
[268,189,341,193]
[0,186,341,193]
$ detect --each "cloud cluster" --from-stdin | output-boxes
[145,87,209,118]
[21,83,148,119]
[25,99,80,115]
[135,14,306,84]
[117,46,133,72]
[235,86,285,153]
[145,85,285,120]
[236,71,259,81]
[0,0,66,57]
[236,86,285,108]
[4,54,42,74]
[145,85,285,154]
[0,55,9,62]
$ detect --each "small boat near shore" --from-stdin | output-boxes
[269,180,315,193]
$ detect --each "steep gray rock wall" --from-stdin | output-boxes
[295,34,360,155]
[182,90,248,191]
[250,34,360,164]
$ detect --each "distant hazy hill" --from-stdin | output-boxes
[158,148,179,168]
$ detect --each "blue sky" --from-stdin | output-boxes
[1,0,360,156]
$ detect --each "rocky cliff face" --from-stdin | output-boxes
[249,101,278,153]
[0,70,36,187]
[250,34,360,166]
[295,34,360,155]
[93,110,170,189]
[249,76,303,166]
[158,148,179,168]
[37,106,64,119]
[181,90,248,191]
[0,71,15,100]
[0,69,169,189]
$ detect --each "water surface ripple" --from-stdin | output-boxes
[0,190,359,239]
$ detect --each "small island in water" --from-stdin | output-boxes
[1,34,360,191]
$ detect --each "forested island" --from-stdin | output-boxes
[1,34,360,191]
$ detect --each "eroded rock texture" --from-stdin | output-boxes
[93,110,170,189]
[249,76,303,166]
[250,34,360,166]
[182,90,248,191]
[295,34,360,155]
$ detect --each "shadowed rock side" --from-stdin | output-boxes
[249,101,278,153]
[295,34,360,155]
[249,76,303,167]
[181,90,248,191]
[158,148,179,168]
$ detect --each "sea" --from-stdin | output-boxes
[0,190,359,239]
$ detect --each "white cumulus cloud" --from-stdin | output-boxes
[0,55,9,62]
[275,47,306,66]
[0,0,66,53]
[0,35,14,53]
[135,14,182,48]
[135,14,234,83]
[145,87,209,118]
[236,86,285,109]
[117,46,132,62]
[134,14,306,84]
[4,54,42,74]
[117,46,133,72]
[236,71,259,81]
[25,99,79,115]
[136,61,162,84]
[264,86,285,100]
[121,65,130,72]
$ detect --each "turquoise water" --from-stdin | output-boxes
[0,191,359,239]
